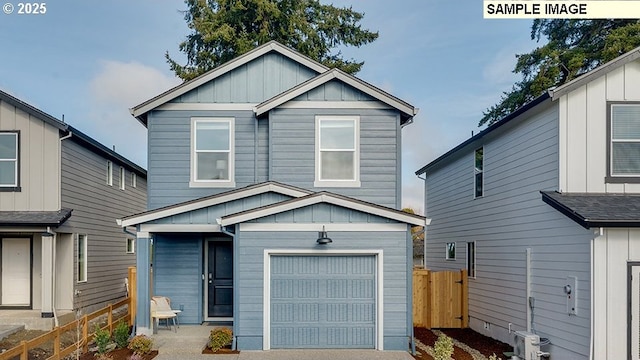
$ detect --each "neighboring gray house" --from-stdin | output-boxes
[0,90,147,329]
[416,47,640,360]
[119,41,427,351]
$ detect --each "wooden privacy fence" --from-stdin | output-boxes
[413,268,468,329]
[0,266,137,360]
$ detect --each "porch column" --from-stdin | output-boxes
[41,232,55,318]
[136,232,152,335]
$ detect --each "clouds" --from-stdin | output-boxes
[87,60,181,167]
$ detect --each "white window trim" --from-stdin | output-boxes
[262,249,383,350]
[474,147,484,198]
[106,161,113,186]
[446,242,456,261]
[190,117,236,188]
[609,103,640,177]
[77,234,88,283]
[126,238,135,254]
[314,115,361,188]
[119,167,125,190]
[131,172,137,188]
[0,132,18,187]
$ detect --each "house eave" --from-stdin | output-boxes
[254,68,416,124]
[130,41,329,126]
[416,92,552,176]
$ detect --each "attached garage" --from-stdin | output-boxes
[268,254,377,349]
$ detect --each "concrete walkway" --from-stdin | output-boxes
[152,325,414,360]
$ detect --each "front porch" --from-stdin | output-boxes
[0,309,75,330]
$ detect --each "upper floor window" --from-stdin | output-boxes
[0,131,19,190]
[77,234,87,282]
[106,161,113,186]
[315,116,360,187]
[608,103,640,182]
[474,147,483,198]
[131,172,137,188]
[191,118,235,187]
[119,167,125,190]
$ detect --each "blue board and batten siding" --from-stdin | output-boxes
[153,234,203,324]
[171,53,318,104]
[424,102,593,358]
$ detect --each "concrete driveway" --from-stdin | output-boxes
[152,325,414,360]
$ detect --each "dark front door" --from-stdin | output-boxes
[207,241,233,318]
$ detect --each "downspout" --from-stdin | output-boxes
[54,131,71,327]
[526,248,531,332]
[589,229,600,359]
[254,118,258,184]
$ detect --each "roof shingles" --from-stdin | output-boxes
[541,191,640,228]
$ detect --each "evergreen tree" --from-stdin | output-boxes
[167,0,379,81]
[481,20,640,126]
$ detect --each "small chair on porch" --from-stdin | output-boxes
[150,297,177,332]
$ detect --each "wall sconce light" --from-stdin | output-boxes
[316,225,332,245]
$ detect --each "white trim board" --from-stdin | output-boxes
[139,224,221,233]
[131,41,328,121]
[119,182,311,227]
[157,103,256,111]
[262,249,384,350]
[221,193,427,227]
[239,223,407,232]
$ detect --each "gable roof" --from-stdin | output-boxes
[550,46,640,100]
[255,68,418,125]
[130,41,329,125]
[219,191,428,227]
[0,90,68,131]
[0,90,146,176]
[541,191,640,228]
[415,92,552,175]
[118,181,312,227]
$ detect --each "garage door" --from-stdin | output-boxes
[270,255,376,349]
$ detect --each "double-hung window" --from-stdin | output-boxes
[315,116,360,187]
[191,118,235,187]
[608,102,640,182]
[0,132,18,190]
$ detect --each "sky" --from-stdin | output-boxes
[0,0,539,214]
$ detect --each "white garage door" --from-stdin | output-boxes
[270,255,376,349]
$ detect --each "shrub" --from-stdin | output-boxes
[128,335,153,355]
[433,333,454,360]
[489,354,502,360]
[113,320,130,349]
[93,325,111,355]
[208,327,233,352]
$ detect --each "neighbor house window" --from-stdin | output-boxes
[106,161,113,186]
[126,238,135,254]
[0,131,19,190]
[467,242,476,278]
[608,103,640,182]
[131,173,137,188]
[77,234,87,282]
[446,242,456,260]
[191,118,235,187]
[474,147,483,198]
[315,116,360,187]
[119,167,125,190]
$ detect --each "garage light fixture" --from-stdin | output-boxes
[316,225,332,245]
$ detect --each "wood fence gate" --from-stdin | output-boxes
[413,268,468,328]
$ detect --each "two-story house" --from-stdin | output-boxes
[118,41,427,352]
[416,47,640,359]
[0,90,147,329]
